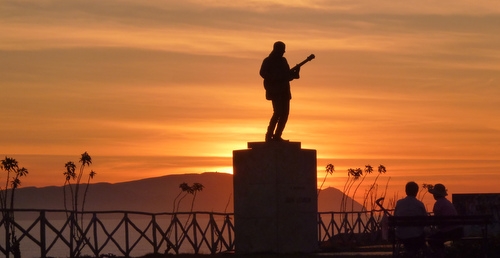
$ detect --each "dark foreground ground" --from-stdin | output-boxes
[136,246,393,258]
[139,253,391,258]
[133,239,500,258]
[107,237,500,258]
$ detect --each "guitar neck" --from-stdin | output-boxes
[295,60,309,68]
[291,54,315,70]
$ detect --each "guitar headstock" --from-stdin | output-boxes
[306,54,315,61]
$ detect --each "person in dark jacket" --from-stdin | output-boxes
[260,41,300,142]
[427,183,463,257]
[394,181,428,257]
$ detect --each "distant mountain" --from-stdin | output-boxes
[14,172,362,213]
[318,187,364,212]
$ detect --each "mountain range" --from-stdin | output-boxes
[13,172,362,213]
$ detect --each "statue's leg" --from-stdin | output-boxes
[266,100,279,141]
[273,99,290,140]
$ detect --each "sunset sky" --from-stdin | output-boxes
[1,0,499,207]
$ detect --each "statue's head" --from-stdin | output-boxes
[272,41,286,55]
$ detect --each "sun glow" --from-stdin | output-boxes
[1,0,500,194]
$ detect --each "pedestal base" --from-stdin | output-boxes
[232,141,318,254]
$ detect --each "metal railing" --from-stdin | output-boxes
[0,209,235,258]
[0,209,387,257]
[318,210,387,248]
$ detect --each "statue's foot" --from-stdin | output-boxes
[273,136,289,142]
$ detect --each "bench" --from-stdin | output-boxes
[387,215,492,258]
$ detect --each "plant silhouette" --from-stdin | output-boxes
[332,164,387,212]
[362,165,387,211]
[351,165,374,212]
[1,156,29,258]
[62,152,96,257]
[340,167,362,212]
[318,164,335,197]
[420,183,433,201]
[167,182,204,254]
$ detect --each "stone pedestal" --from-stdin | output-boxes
[232,141,318,254]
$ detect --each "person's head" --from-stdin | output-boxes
[405,181,419,197]
[428,183,448,199]
[271,41,286,56]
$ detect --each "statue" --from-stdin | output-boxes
[259,41,314,142]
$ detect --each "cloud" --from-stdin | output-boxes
[3,1,499,54]
[1,0,500,187]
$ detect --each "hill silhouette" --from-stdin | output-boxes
[14,172,361,213]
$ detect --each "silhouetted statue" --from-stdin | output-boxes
[260,41,314,142]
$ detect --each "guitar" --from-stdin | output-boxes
[291,54,315,72]
[263,53,315,100]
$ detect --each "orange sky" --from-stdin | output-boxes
[1,1,499,207]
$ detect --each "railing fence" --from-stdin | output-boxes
[1,209,386,257]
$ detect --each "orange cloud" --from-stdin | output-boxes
[1,0,499,194]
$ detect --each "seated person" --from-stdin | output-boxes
[427,183,463,257]
[394,181,428,256]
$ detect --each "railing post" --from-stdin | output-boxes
[330,213,334,237]
[192,213,198,254]
[124,212,130,257]
[152,214,158,254]
[40,210,46,258]
[92,212,98,257]
[225,214,233,251]
[357,212,361,233]
[69,211,74,258]
[317,213,322,242]
[174,213,179,254]
[208,213,214,254]
[5,212,10,258]
[211,213,218,254]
